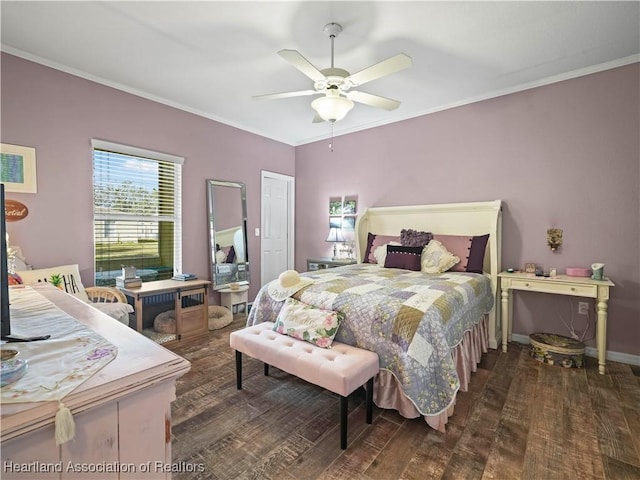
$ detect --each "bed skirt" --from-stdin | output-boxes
[373,314,489,432]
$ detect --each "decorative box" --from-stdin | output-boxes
[566,267,591,277]
[529,332,585,369]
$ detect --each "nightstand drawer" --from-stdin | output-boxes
[510,279,598,297]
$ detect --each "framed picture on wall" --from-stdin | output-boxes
[343,199,357,214]
[329,199,342,216]
[0,143,37,193]
[341,216,356,230]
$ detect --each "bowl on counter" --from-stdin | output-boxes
[1,354,28,387]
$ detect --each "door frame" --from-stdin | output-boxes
[260,170,295,286]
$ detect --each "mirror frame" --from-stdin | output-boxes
[206,179,250,291]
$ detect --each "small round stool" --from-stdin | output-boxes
[154,310,176,334]
[208,306,233,330]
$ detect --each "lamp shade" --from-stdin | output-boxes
[311,92,354,123]
[326,227,345,243]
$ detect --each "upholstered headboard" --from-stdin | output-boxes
[354,200,503,349]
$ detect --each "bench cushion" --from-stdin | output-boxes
[230,322,379,397]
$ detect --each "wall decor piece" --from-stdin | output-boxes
[329,199,342,216]
[343,199,357,214]
[329,216,342,228]
[4,199,29,222]
[546,227,563,252]
[0,143,37,193]
[342,216,356,230]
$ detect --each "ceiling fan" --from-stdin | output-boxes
[254,23,412,123]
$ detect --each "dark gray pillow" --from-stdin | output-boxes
[384,245,422,271]
[400,229,433,248]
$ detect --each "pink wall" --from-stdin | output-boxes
[0,53,295,302]
[2,53,638,357]
[294,64,639,357]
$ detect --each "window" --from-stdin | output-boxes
[92,140,183,286]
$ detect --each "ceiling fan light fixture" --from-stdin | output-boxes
[311,93,354,123]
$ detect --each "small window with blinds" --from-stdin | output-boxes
[92,140,183,286]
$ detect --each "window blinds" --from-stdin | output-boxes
[92,140,182,285]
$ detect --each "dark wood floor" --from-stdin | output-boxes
[169,316,640,480]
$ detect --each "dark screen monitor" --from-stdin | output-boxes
[1,183,11,337]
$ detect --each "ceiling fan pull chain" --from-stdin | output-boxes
[329,123,334,152]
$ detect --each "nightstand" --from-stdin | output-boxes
[219,285,249,316]
[498,271,614,374]
[307,257,357,271]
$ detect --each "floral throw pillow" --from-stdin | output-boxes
[273,297,343,348]
[421,239,460,274]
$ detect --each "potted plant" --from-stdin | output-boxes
[49,273,64,290]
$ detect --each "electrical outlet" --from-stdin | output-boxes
[578,302,589,315]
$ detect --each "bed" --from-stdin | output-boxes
[247,200,502,431]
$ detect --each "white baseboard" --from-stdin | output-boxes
[511,333,640,367]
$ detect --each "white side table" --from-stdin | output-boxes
[498,271,614,374]
[219,285,249,316]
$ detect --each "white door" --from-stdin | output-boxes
[261,171,294,287]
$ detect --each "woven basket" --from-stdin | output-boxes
[529,333,585,369]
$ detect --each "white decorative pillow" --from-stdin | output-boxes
[91,303,133,325]
[421,240,460,274]
[373,241,401,265]
[16,264,90,303]
[215,250,227,264]
[272,297,343,348]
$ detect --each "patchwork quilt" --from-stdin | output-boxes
[247,263,494,416]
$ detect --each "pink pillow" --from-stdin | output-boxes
[432,234,489,273]
[363,233,401,263]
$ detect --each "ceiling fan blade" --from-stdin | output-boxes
[253,90,319,101]
[278,49,326,82]
[347,91,401,111]
[347,53,412,86]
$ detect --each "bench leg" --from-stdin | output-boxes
[235,350,242,390]
[366,377,374,424]
[340,395,348,449]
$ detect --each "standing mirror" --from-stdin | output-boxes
[206,179,249,290]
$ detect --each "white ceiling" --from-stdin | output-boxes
[1,1,639,146]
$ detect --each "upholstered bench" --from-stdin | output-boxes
[230,321,379,449]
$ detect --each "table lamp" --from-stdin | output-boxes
[326,227,345,260]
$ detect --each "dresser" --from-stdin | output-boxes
[1,284,191,479]
[498,271,614,374]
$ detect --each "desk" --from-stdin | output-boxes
[498,272,614,374]
[119,279,211,341]
[219,285,249,315]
